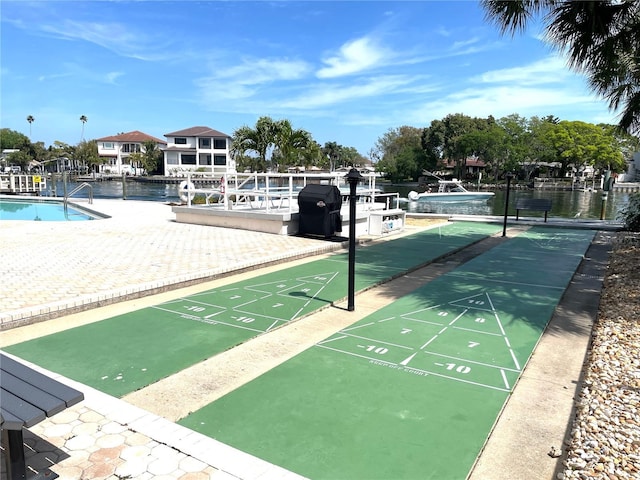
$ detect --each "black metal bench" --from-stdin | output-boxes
[1,353,84,480]
[515,198,552,222]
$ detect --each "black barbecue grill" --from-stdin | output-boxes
[297,184,343,237]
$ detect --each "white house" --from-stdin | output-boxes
[96,130,167,174]
[162,126,235,176]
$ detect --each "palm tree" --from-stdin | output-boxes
[272,119,313,170]
[26,115,34,138]
[80,115,88,140]
[322,141,341,172]
[231,116,278,172]
[481,0,640,135]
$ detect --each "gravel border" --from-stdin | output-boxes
[561,232,640,479]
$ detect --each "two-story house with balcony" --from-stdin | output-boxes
[162,126,235,175]
[96,131,166,175]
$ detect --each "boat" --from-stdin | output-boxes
[408,178,495,202]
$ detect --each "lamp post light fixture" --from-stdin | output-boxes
[502,172,515,237]
[345,166,364,311]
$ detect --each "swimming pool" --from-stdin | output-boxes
[0,198,103,221]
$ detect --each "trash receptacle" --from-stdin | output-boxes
[297,184,343,237]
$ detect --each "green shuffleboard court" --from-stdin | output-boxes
[4,222,501,397]
[179,227,595,479]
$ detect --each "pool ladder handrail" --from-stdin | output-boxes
[64,182,93,206]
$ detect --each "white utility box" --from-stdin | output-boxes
[368,208,405,235]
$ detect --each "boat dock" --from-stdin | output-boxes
[171,171,405,237]
[0,174,47,195]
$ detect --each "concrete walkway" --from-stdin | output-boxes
[1,198,613,479]
[1,198,344,329]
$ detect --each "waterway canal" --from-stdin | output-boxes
[46,178,631,221]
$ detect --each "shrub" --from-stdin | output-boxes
[618,192,640,231]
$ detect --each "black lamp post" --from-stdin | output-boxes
[345,166,364,311]
[600,191,608,220]
[502,172,514,237]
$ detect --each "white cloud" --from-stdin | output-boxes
[37,63,124,86]
[213,58,311,85]
[405,84,605,125]
[317,36,391,78]
[195,57,311,103]
[37,19,175,62]
[474,56,571,85]
[105,72,124,84]
[279,75,419,110]
[451,37,481,51]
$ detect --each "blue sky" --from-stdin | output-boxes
[1,0,619,156]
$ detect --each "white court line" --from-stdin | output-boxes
[266,319,281,331]
[231,307,294,324]
[401,317,447,327]
[449,310,467,325]
[493,311,507,337]
[402,304,441,317]
[423,350,521,373]
[400,352,417,365]
[317,335,348,345]
[316,342,514,393]
[501,369,510,390]
[420,335,438,350]
[509,349,521,370]
[315,344,398,366]
[152,305,265,333]
[452,326,502,337]
[291,271,340,321]
[378,317,396,323]
[342,321,377,332]
[410,368,511,393]
[447,273,566,290]
[203,318,264,333]
[150,305,221,317]
[422,370,511,393]
[338,333,414,350]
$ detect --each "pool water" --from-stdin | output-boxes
[0,198,99,221]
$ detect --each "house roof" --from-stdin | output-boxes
[164,126,231,138]
[96,130,166,144]
[441,157,488,168]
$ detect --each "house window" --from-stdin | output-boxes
[175,137,187,145]
[199,154,211,165]
[214,154,226,166]
[213,138,226,149]
[122,143,141,153]
[167,152,179,165]
[199,138,211,149]
[103,142,114,149]
[181,154,196,165]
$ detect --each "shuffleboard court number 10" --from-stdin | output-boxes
[446,363,471,374]
[366,345,389,354]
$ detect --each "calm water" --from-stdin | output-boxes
[386,185,630,220]
[0,198,97,221]
[46,178,631,221]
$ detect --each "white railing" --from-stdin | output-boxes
[64,182,93,206]
[180,171,396,213]
[0,174,47,194]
